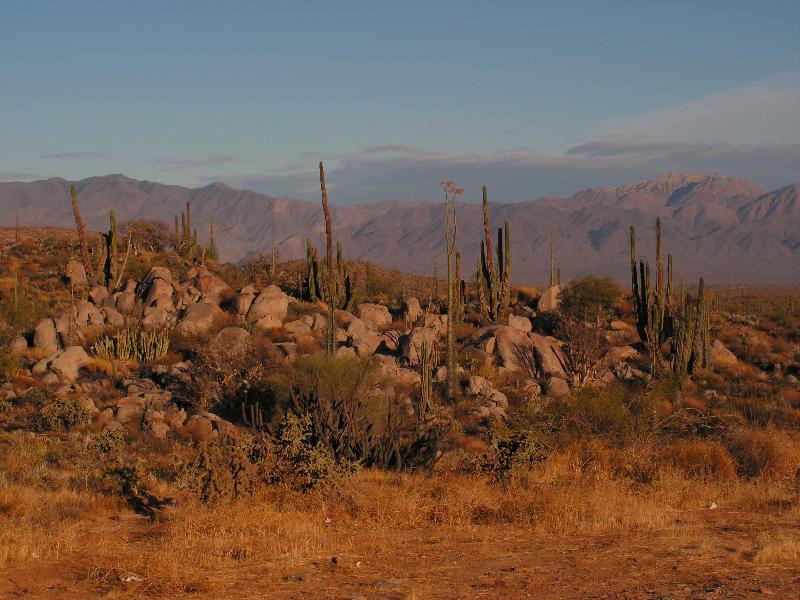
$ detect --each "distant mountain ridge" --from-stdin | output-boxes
[1,171,797,284]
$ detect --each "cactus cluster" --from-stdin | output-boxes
[630,219,710,376]
[175,201,201,259]
[99,209,132,290]
[302,238,352,310]
[476,186,511,322]
[92,327,170,363]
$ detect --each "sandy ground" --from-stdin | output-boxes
[1,508,797,599]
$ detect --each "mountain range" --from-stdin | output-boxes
[0,172,797,284]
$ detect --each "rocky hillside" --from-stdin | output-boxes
[1,172,798,284]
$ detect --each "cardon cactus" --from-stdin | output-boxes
[476,186,511,322]
[630,219,709,377]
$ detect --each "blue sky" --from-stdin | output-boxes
[1,0,798,203]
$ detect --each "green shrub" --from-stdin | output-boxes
[559,276,622,321]
[31,396,91,432]
[87,428,126,457]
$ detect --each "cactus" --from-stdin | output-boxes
[420,340,434,413]
[476,186,511,322]
[70,185,95,284]
[92,327,170,363]
[455,251,465,321]
[98,209,131,290]
[303,164,353,315]
[441,179,463,398]
[14,215,19,243]
[310,162,354,353]
[630,220,708,377]
[630,219,672,361]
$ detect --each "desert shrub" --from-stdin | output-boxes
[273,412,345,490]
[30,396,91,432]
[727,429,800,480]
[119,219,175,254]
[106,460,171,518]
[560,384,633,439]
[183,437,260,502]
[467,421,552,483]
[554,318,608,387]
[87,428,126,457]
[287,353,452,471]
[558,276,622,321]
[659,439,736,479]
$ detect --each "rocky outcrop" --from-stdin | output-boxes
[356,303,392,331]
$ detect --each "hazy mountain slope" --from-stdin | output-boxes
[1,172,797,284]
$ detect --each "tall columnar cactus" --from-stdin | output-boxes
[441,179,463,398]
[420,340,434,413]
[630,219,708,376]
[672,278,710,376]
[549,230,557,288]
[316,162,354,353]
[15,215,19,243]
[455,251,465,321]
[70,185,95,283]
[476,186,511,322]
[99,209,132,290]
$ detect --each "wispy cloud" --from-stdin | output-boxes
[41,151,113,160]
[0,171,47,181]
[197,74,800,203]
[601,71,800,146]
[146,154,243,172]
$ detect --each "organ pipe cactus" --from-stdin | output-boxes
[630,220,709,376]
[92,328,170,363]
[476,186,511,322]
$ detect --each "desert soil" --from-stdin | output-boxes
[1,508,797,599]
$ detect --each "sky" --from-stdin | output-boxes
[1,0,798,203]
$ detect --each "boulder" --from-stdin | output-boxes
[604,345,639,366]
[33,319,59,355]
[402,298,424,324]
[398,326,439,365]
[352,331,383,357]
[65,260,88,288]
[145,266,173,284]
[144,277,174,307]
[527,333,567,378]
[88,286,109,306]
[195,273,233,304]
[537,285,561,312]
[284,319,314,340]
[9,335,27,356]
[116,396,146,427]
[142,307,172,330]
[102,306,125,329]
[346,317,367,339]
[180,412,236,442]
[709,340,738,368]
[246,285,289,324]
[355,303,392,331]
[34,346,91,382]
[228,292,256,316]
[545,377,570,399]
[175,303,223,336]
[508,314,532,333]
[209,327,250,365]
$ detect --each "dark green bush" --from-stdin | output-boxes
[559,276,622,321]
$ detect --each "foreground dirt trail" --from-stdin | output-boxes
[2,509,798,599]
